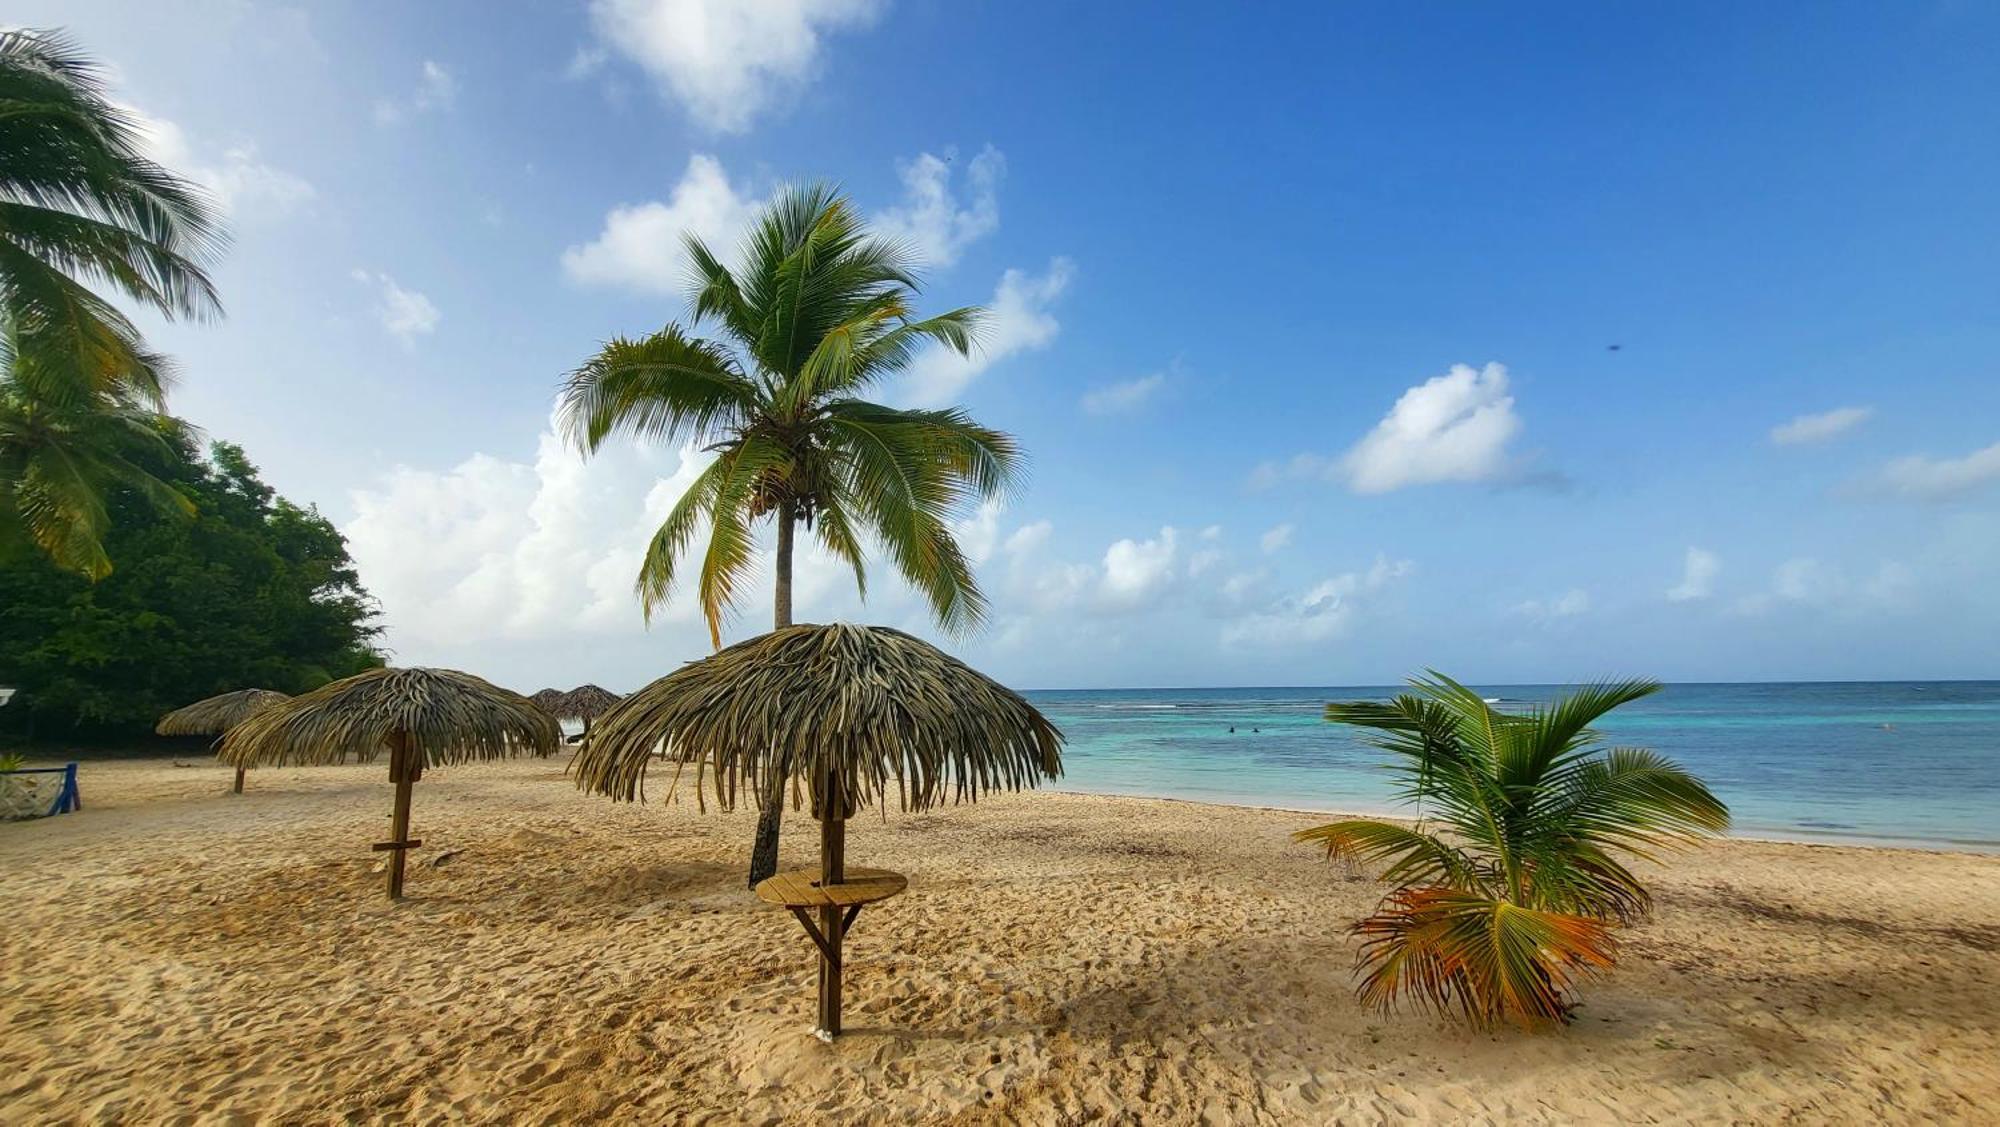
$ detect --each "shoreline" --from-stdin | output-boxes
[1051,782,2000,856]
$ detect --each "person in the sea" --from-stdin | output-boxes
[1228,726,1236,733]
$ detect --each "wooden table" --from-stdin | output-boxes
[753,866,907,1036]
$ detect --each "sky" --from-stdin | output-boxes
[19,1,2000,690]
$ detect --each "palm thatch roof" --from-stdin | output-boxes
[529,688,564,712]
[571,623,1063,814]
[221,667,560,770]
[550,683,621,721]
[155,689,292,736]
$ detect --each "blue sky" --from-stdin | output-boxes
[25,1,2000,689]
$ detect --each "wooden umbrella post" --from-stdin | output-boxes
[232,765,246,795]
[817,767,846,1037]
[378,732,423,900]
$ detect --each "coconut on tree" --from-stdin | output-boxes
[559,184,1021,886]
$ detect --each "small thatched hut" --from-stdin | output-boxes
[223,667,560,899]
[156,689,292,794]
[572,623,1063,1037]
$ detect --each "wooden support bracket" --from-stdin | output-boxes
[371,839,423,852]
[789,907,839,965]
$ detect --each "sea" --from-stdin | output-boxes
[1022,681,2000,852]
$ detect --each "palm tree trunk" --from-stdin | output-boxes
[746,503,796,888]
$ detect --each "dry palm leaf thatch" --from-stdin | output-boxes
[550,683,622,722]
[220,667,560,899]
[530,688,565,712]
[574,623,1063,1039]
[157,689,293,795]
[156,689,292,736]
[572,623,1064,816]
[222,667,559,771]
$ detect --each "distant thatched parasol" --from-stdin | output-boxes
[156,689,292,794]
[223,667,560,899]
[550,683,621,722]
[529,687,564,712]
[572,623,1062,1037]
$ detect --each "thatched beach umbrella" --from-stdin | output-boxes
[550,683,622,740]
[156,689,292,794]
[572,623,1063,1037]
[222,667,560,899]
[529,687,564,712]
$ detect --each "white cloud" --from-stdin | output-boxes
[873,146,1004,269]
[1098,527,1179,612]
[563,148,1010,298]
[1259,523,1294,555]
[586,0,885,133]
[352,270,440,345]
[1255,363,1524,493]
[127,105,313,220]
[344,415,712,648]
[1081,372,1166,416]
[374,59,458,124]
[1867,441,2000,501]
[1666,546,1720,602]
[1514,588,1590,621]
[560,154,762,296]
[895,258,1073,407]
[1733,558,1914,616]
[1221,556,1411,649]
[1771,405,1873,446]
[1003,520,1052,557]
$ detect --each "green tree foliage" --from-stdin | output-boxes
[0,430,383,741]
[0,28,225,579]
[1296,672,1729,1028]
[558,184,1023,885]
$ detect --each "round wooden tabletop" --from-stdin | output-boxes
[753,866,908,909]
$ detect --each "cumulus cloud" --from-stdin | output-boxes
[1771,405,1873,446]
[127,105,313,220]
[1221,556,1411,649]
[586,0,884,133]
[1259,523,1294,555]
[344,415,712,648]
[563,148,1010,297]
[1255,363,1525,493]
[1666,546,1720,602]
[1734,558,1914,616]
[560,154,762,296]
[1098,527,1180,612]
[1081,372,1166,416]
[351,270,440,345]
[374,60,458,124]
[1866,441,2000,501]
[873,146,1004,269]
[893,258,1072,407]
[1514,588,1591,621]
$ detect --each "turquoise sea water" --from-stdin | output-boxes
[1024,682,2000,851]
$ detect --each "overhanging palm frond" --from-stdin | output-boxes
[557,328,758,452]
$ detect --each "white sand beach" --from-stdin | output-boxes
[3,756,1997,1124]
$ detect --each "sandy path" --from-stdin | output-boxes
[2,756,1996,1125]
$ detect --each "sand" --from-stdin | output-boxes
[2,756,1996,1125]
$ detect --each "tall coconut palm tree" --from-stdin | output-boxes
[0,28,224,574]
[559,184,1022,886]
[1296,672,1728,1028]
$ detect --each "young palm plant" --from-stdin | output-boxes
[1296,672,1728,1028]
[558,184,1021,886]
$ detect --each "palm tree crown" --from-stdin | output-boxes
[558,183,1020,646]
[1297,672,1729,1027]
[0,28,225,578]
